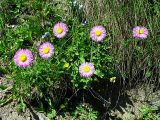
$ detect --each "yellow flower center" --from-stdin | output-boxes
[19,54,27,62]
[43,47,50,54]
[83,66,90,73]
[57,27,63,34]
[95,30,102,36]
[138,29,144,34]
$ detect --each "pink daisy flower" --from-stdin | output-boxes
[90,25,106,42]
[53,22,68,38]
[39,42,54,59]
[13,49,34,68]
[133,26,149,40]
[79,62,95,78]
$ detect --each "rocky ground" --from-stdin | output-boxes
[0,101,33,120]
[0,77,48,120]
[110,87,160,119]
[0,78,160,120]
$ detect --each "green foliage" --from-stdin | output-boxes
[0,0,116,96]
[0,0,70,112]
[59,21,115,88]
[16,97,26,113]
[138,105,160,120]
[47,108,56,120]
[72,104,99,120]
[56,103,99,120]
[9,58,63,100]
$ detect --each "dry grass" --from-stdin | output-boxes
[71,0,160,91]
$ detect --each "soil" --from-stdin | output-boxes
[110,87,160,119]
[0,101,33,120]
[0,78,160,120]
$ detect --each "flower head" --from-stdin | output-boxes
[90,25,106,42]
[53,22,68,38]
[79,62,95,78]
[13,49,34,68]
[39,42,54,59]
[63,63,70,68]
[133,26,149,40]
[110,77,116,83]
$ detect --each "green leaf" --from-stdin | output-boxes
[80,56,85,63]
[94,70,104,78]
[0,85,7,90]
[146,71,152,78]
[47,109,56,120]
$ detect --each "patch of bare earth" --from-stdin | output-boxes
[110,86,160,120]
[0,77,160,120]
[0,78,48,120]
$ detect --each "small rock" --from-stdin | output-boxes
[37,112,48,120]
